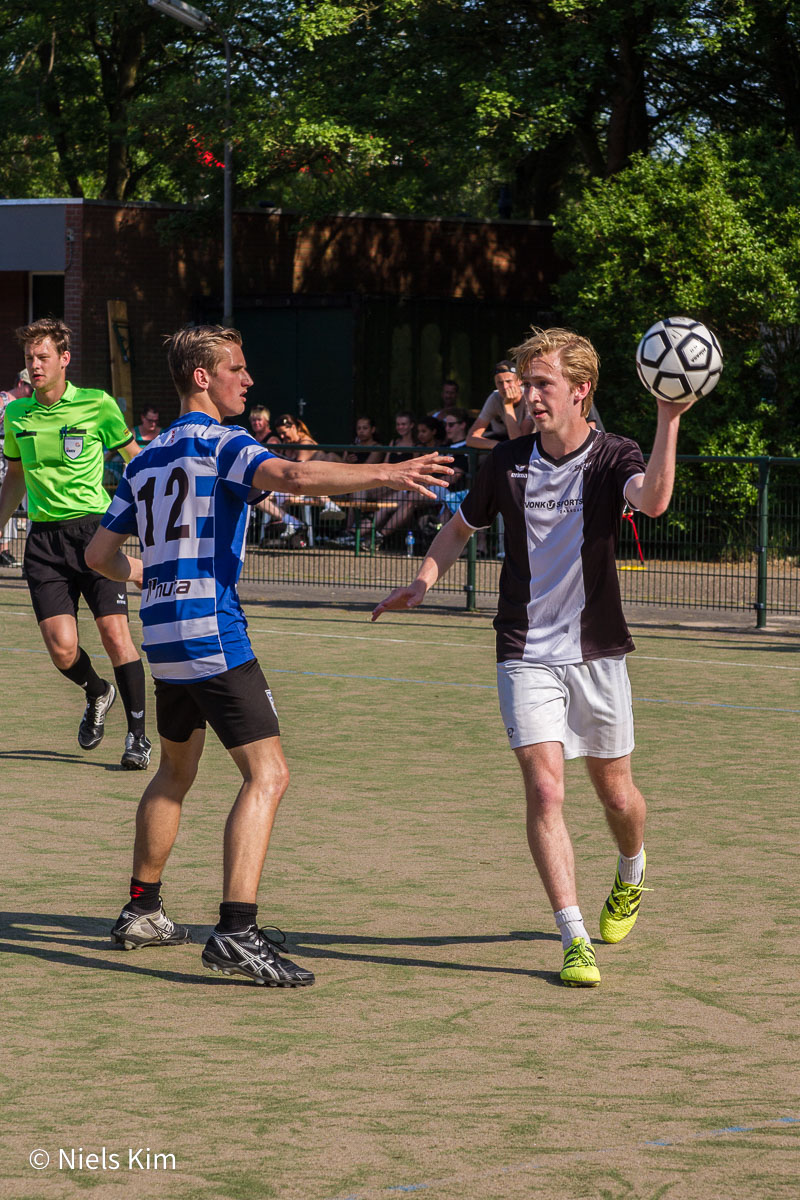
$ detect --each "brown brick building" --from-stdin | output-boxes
[0,200,559,441]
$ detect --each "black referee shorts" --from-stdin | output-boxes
[154,658,280,750]
[24,515,130,624]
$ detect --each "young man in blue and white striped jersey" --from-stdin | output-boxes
[86,324,452,987]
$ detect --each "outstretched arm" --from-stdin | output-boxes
[371,513,473,620]
[625,397,697,518]
[253,451,453,500]
[85,526,143,588]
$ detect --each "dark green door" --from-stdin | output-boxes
[234,306,354,444]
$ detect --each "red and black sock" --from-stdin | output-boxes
[129,877,161,915]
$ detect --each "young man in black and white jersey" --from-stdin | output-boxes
[373,327,696,988]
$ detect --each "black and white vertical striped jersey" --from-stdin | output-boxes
[459,429,646,666]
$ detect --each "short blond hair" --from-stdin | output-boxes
[165,325,242,396]
[511,327,599,418]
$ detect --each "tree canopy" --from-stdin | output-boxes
[2,0,799,451]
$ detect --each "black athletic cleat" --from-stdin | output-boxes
[121,732,152,770]
[78,682,116,750]
[111,904,192,950]
[202,925,315,987]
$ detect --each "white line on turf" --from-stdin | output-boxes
[267,668,800,714]
[1,607,797,670]
[245,624,800,670]
[0,644,797,712]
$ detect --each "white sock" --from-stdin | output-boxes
[618,844,645,884]
[554,905,590,950]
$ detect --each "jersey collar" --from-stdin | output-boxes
[535,427,598,466]
[33,379,75,411]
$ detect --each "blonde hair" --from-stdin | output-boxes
[165,325,242,396]
[511,327,599,418]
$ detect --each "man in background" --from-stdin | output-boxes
[0,367,33,566]
[0,319,151,769]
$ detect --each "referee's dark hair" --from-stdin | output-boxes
[16,318,72,356]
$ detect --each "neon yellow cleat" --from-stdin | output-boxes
[560,937,601,987]
[599,851,647,943]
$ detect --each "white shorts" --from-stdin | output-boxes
[496,656,635,760]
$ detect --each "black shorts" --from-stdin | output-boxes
[154,658,280,749]
[24,516,130,624]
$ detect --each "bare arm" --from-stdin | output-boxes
[119,438,140,463]
[0,460,26,529]
[371,513,473,620]
[625,397,696,517]
[253,451,453,501]
[84,525,143,588]
[465,417,498,451]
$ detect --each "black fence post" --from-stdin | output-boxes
[755,457,771,629]
[464,448,479,611]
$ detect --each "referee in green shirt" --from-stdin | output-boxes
[0,318,151,769]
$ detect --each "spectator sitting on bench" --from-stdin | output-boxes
[333,411,416,548]
[343,415,384,465]
[366,415,447,548]
[433,409,470,521]
[248,405,305,542]
[273,413,342,520]
[466,360,532,449]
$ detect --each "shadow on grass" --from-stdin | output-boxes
[0,749,124,771]
[0,913,562,985]
[275,928,562,983]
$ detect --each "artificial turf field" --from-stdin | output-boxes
[1,576,798,1200]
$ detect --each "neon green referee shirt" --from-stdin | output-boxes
[3,382,134,522]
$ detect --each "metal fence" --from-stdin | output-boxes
[2,452,798,627]
[235,450,800,626]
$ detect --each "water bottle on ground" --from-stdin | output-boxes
[405,530,415,557]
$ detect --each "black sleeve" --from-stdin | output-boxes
[614,438,646,501]
[459,452,497,529]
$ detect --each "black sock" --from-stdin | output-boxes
[129,877,162,914]
[58,647,106,699]
[217,902,258,934]
[113,660,147,735]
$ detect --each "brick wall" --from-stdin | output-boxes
[2,200,558,423]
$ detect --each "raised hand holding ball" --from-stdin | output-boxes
[636,317,722,403]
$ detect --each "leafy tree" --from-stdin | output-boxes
[0,0,224,201]
[553,135,800,455]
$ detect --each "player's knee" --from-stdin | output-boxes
[49,641,79,670]
[255,759,290,802]
[155,753,199,796]
[99,628,136,662]
[525,778,564,817]
[598,787,636,816]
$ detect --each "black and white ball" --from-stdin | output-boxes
[635,317,723,402]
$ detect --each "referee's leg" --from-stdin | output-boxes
[223,737,290,902]
[39,613,83,671]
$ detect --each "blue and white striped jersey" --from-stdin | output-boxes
[101,411,275,682]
